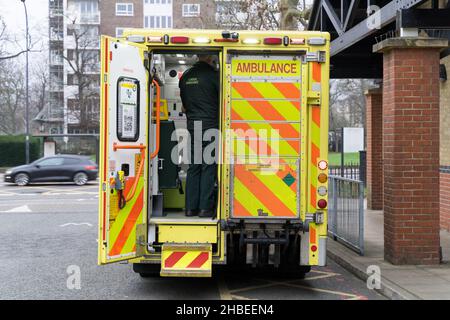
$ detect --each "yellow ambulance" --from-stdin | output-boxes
[98,29,330,278]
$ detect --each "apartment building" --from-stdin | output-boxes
[38,0,218,140]
[173,0,217,29]
[100,0,143,37]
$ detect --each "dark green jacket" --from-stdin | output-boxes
[179,61,219,130]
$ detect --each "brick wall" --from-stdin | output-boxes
[382,47,441,265]
[365,89,383,210]
[173,0,216,29]
[99,0,143,37]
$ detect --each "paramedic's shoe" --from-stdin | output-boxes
[199,210,214,218]
[185,209,198,217]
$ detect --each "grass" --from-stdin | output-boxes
[328,152,360,166]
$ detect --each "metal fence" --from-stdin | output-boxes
[328,176,364,255]
[329,164,360,180]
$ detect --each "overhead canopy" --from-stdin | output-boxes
[307,0,450,78]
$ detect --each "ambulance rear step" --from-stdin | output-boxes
[160,244,212,277]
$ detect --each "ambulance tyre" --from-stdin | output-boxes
[133,263,160,277]
[279,235,310,279]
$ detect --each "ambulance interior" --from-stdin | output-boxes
[149,51,220,221]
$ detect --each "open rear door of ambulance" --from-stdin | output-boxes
[98,36,153,264]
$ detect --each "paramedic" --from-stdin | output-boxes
[179,54,219,218]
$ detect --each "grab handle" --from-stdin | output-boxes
[112,143,146,203]
[151,79,160,159]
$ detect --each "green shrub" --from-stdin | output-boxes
[0,135,42,167]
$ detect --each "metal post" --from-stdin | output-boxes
[358,181,365,255]
[341,127,344,177]
[21,0,30,164]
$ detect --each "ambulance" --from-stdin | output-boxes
[98,29,330,278]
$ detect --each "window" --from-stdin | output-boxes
[37,157,64,166]
[116,3,133,16]
[145,15,171,29]
[63,158,81,165]
[116,27,125,37]
[182,4,200,17]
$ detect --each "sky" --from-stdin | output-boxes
[0,0,48,68]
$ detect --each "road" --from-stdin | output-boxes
[0,177,385,300]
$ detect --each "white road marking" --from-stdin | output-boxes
[0,205,32,213]
[59,222,93,227]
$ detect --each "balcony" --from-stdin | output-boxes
[79,13,100,24]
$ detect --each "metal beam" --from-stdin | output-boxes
[343,0,359,31]
[322,0,344,36]
[330,0,426,56]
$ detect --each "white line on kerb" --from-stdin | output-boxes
[59,222,93,227]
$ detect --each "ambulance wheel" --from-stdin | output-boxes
[278,235,310,279]
[133,263,160,277]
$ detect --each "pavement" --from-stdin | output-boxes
[0,175,385,300]
[327,209,450,300]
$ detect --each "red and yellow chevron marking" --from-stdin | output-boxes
[232,161,298,218]
[108,176,144,258]
[161,245,212,277]
[230,82,301,157]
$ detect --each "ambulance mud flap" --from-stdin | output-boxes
[161,244,212,277]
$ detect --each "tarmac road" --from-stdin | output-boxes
[0,176,385,300]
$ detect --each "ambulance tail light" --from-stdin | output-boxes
[263,37,282,45]
[318,173,328,183]
[317,199,327,209]
[318,160,328,170]
[214,38,239,43]
[242,38,260,45]
[193,37,211,44]
[171,36,190,44]
[126,35,145,43]
[290,38,305,45]
[147,36,163,43]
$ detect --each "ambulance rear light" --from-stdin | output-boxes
[193,37,211,44]
[318,173,328,183]
[171,36,189,44]
[214,38,239,43]
[318,160,328,170]
[147,36,162,43]
[263,37,282,45]
[242,38,260,45]
[308,37,326,45]
[311,245,318,252]
[126,35,145,43]
[290,38,305,45]
[317,199,327,209]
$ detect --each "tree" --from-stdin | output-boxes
[62,19,100,134]
[0,60,25,134]
[279,0,310,30]
[216,0,280,30]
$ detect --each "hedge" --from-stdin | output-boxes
[0,135,42,167]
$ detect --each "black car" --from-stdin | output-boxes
[4,155,98,186]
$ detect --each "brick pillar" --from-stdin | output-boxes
[374,37,448,265]
[365,88,383,210]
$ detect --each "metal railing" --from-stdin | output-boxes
[328,175,364,255]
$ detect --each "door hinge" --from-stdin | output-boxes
[305,51,326,63]
[307,90,321,105]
